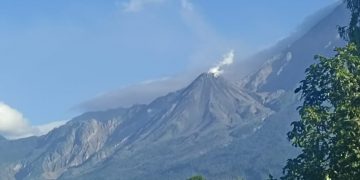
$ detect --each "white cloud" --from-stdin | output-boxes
[121,0,194,13]
[181,0,193,11]
[122,0,165,12]
[0,103,34,139]
[0,102,67,140]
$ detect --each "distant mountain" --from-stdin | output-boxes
[0,3,351,180]
[61,74,273,180]
[3,73,272,180]
[241,3,348,93]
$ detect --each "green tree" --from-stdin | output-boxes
[339,0,360,50]
[282,1,360,179]
[282,43,360,180]
[187,175,206,180]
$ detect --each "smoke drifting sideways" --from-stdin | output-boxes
[77,50,236,112]
[208,50,235,77]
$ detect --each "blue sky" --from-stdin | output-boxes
[0,0,338,129]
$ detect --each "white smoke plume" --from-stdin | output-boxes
[208,50,235,77]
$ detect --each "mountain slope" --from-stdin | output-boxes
[240,3,348,93]
[59,73,273,179]
[0,3,351,180]
[1,73,271,180]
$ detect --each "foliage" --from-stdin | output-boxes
[268,174,277,180]
[282,44,360,179]
[281,1,360,179]
[187,175,206,180]
[339,0,360,50]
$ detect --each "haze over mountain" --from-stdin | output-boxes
[0,2,350,180]
[78,1,345,113]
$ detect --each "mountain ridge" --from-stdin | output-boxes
[240,3,348,93]
[0,3,351,180]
